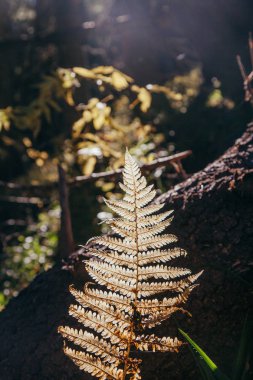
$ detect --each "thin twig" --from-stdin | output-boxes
[236,34,253,103]
[0,150,192,192]
[249,32,253,70]
[236,55,247,81]
[57,164,75,259]
[0,195,44,205]
[70,150,192,186]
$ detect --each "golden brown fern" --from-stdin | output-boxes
[58,150,202,380]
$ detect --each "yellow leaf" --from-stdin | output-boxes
[72,118,86,138]
[101,182,115,192]
[1,135,16,146]
[82,110,93,123]
[93,113,105,130]
[36,158,44,167]
[83,156,97,175]
[111,156,125,169]
[131,84,140,92]
[65,89,75,106]
[27,148,39,159]
[83,133,100,142]
[22,137,32,147]
[111,71,130,91]
[87,98,99,109]
[58,68,79,89]
[73,67,96,79]
[119,71,134,83]
[138,88,152,112]
[92,66,114,75]
[40,151,48,160]
[150,84,171,95]
[0,108,11,131]
[76,141,89,149]
[91,106,110,130]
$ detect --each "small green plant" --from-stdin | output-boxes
[179,315,253,380]
[0,204,59,309]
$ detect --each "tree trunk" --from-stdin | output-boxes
[0,124,252,380]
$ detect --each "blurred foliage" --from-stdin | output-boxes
[0,63,205,306]
[0,64,204,185]
[0,0,252,332]
[71,65,167,180]
[0,204,60,310]
[2,60,239,203]
[165,67,204,112]
[1,0,251,311]
[0,107,12,131]
[206,77,235,110]
[0,64,206,306]
[0,68,77,136]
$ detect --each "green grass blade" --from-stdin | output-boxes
[233,314,253,380]
[179,329,230,380]
[186,341,215,380]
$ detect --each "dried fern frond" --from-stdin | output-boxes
[59,149,202,380]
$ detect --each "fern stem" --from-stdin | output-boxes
[122,324,134,380]
[122,159,140,380]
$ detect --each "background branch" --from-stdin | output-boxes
[0,150,192,192]
[57,164,75,259]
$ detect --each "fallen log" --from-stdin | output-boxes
[0,124,252,380]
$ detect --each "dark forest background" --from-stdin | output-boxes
[0,2,253,380]
[0,0,252,308]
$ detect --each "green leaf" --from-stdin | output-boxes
[179,329,230,380]
[233,315,253,380]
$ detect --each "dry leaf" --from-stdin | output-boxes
[72,118,86,138]
[93,110,105,130]
[82,110,93,124]
[92,66,114,75]
[138,88,152,112]
[83,156,97,175]
[73,67,96,79]
[65,89,75,106]
[87,98,99,110]
[111,71,130,91]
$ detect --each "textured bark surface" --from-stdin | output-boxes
[0,125,253,380]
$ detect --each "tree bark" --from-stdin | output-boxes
[0,124,252,380]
